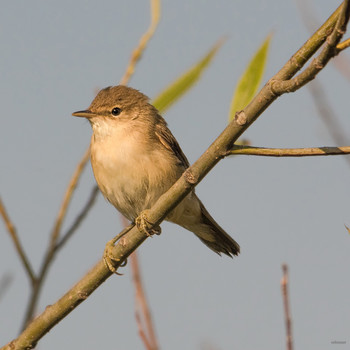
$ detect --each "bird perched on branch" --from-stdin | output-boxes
[73,85,239,269]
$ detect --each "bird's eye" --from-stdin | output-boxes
[111,107,122,116]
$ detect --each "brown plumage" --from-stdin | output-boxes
[73,85,240,257]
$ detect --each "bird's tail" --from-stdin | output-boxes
[173,194,240,257]
[196,202,240,257]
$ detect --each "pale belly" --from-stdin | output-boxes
[90,136,184,221]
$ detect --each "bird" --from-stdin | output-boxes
[72,85,240,262]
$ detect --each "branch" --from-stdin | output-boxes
[20,148,91,329]
[281,264,293,350]
[297,0,350,80]
[55,186,99,251]
[307,81,350,168]
[0,197,36,285]
[130,252,159,350]
[3,2,350,349]
[271,1,350,94]
[336,37,350,51]
[135,312,154,350]
[119,0,160,85]
[274,3,344,82]
[0,273,13,302]
[225,145,350,157]
[13,0,162,337]
[49,147,90,251]
[296,0,350,165]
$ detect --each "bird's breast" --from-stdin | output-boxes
[90,128,182,220]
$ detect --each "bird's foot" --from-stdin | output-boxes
[135,210,161,237]
[103,223,134,274]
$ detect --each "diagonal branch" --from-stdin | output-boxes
[20,148,91,329]
[336,37,350,51]
[49,147,90,252]
[275,3,344,81]
[3,2,350,349]
[271,0,350,94]
[131,252,159,350]
[19,0,162,328]
[0,197,36,285]
[295,1,350,165]
[225,145,350,157]
[55,186,100,251]
[0,273,13,302]
[307,80,350,167]
[297,0,350,79]
[119,0,160,85]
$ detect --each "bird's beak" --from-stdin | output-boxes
[72,110,95,119]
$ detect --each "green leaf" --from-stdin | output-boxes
[229,34,271,122]
[152,38,225,113]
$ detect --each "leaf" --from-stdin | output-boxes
[345,225,350,234]
[229,34,271,122]
[152,38,225,113]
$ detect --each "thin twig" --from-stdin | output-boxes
[296,0,350,165]
[21,148,91,328]
[274,3,344,82]
[135,313,153,350]
[20,0,162,326]
[119,215,159,350]
[336,37,350,51]
[225,145,350,157]
[308,81,350,167]
[296,0,350,80]
[272,0,350,94]
[0,197,36,285]
[309,82,349,146]
[281,264,293,350]
[49,147,90,250]
[0,273,13,302]
[130,252,159,350]
[55,186,100,251]
[119,0,160,85]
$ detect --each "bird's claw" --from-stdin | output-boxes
[103,223,133,274]
[103,240,124,275]
[135,210,161,237]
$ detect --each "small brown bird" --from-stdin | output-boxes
[73,85,239,257]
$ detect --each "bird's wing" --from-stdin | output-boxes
[155,117,190,168]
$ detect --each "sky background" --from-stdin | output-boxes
[1,1,349,349]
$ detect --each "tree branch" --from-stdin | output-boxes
[307,81,350,167]
[0,197,36,285]
[55,186,100,251]
[336,37,350,51]
[49,148,91,252]
[119,0,160,85]
[18,0,162,330]
[131,252,159,350]
[271,0,350,94]
[225,145,350,157]
[0,273,13,302]
[20,148,91,329]
[281,264,293,350]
